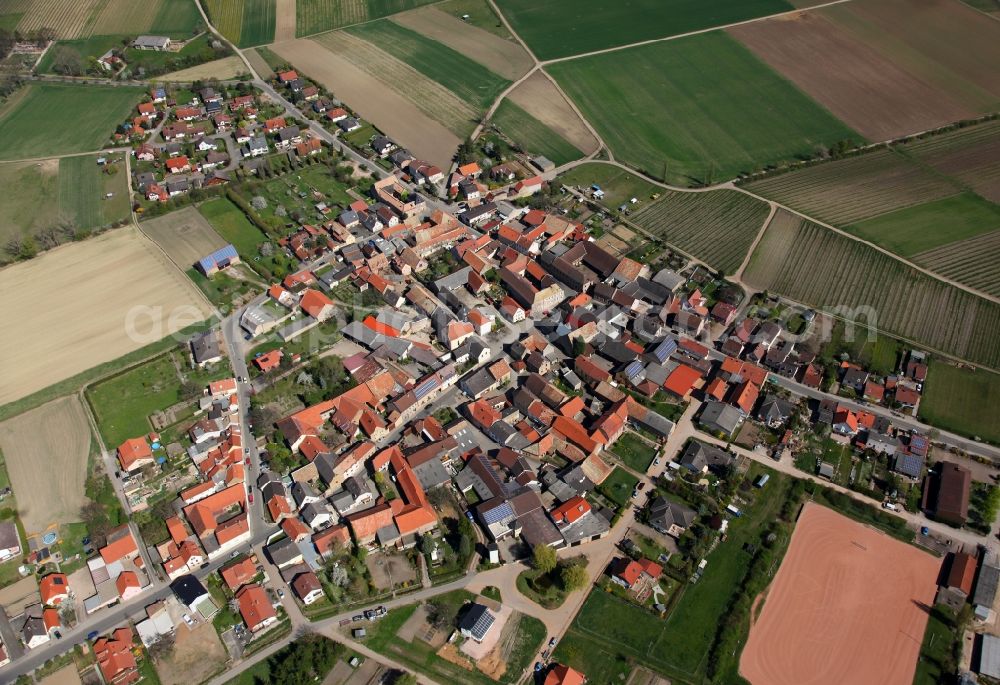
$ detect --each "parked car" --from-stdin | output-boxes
[637,482,646,490]
[182,614,195,628]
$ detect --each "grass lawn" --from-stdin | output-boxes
[516,567,569,609]
[822,318,902,376]
[0,13,21,32]
[198,197,266,257]
[610,432,658,473]
[913,605,959,685]
[548,32,859,186]
[347,19,510,109]
[556,464,792,681]
[498,0,793,60]
[846,192,1000,257]
[920,360,1000,444]
[491,99,582,166]
[559,162,660,208]
[596,467,639,508]
[0,84,141,160]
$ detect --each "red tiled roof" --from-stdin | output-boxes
[551,496,590,525]
[236,584,276,630]
[100,525,138,564]
[221,557,257,591]
[664,364,702,397]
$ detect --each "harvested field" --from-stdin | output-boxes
[154,620,227,685]
[548,32,859,186]
[631,189,770,273]
[743,211,1000,369]
[15,0,104,38]
[272,37,461,167]
[346,20,510,109]
[160,55,249,81]
[274,0,296,41]
[0,396,91,534]
[740,503,939,685]
[0,227,213,405]
[821,0,1000,114]
[903,120,1000,203]
[506,71,599,156]
[295,0,437,36]
[390,5,532,80]
[913,230,1000,298]
[743,148,960,225]
[140,206,229,269]
[728,11,977,141]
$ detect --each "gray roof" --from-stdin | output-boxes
[980,634,1000,679]
[679,440,734,472]
[757,394,795,424]
[190,330,222,363]
[892,453,924,479]
[0,520,20,552]
[459,603,495,641]
[648,496,696,532]
[266,537,302,566]
[699,401,744,436]
[411,458,451,491]
[974,564,1000,609]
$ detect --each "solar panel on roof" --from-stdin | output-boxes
[481,501,514,525]
[625,360,643,379]
[414,377,438,400]
[654,338,677,362]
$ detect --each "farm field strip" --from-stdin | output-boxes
[140,206,229,269]
[743,148,960,226]
[345,19,510,109]
[632,189,770,274]
[913,230,1000,299]
[0,227,213,405]
[0,84,140,161]
[312,31,478,136]
[15,0,104,38]
[204,0,245,45]
[295,0,437,37]
[490,99,582,167]
[160,55,249,81]
[390,5,533,80]
[88,0,161,36]
[844,192,1000,257]
[505,71,599,156]
[743,213,1000,369]
[728,8,990,142]
[546,31,860,187]
[0,396,92,535]
[270,37,461,168]
[496,0,796,61]
[239,0,276,46]
[902,120,1000,203]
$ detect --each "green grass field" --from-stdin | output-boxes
[548,32,859,186]
[0,84,140,161]
[491,99,582,166]
[0,13,21,31]
[86,354,183,447]
[57,156,129,230]
[296,0,439,37]
[150,0,203,36]
[437,0,511,39]
[198,197,268,258]
[347,19,510,109]
[919,361,1000,444]
[559,162,660,208]
[610,432,657,472]
[498,0,793,60]
[240,0,276,46]
[846,192,1000,257]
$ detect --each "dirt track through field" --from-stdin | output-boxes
[739,502,940,685]
[506,71,600,155]
[391,6,533,80]
[271,37,462,168]
[274,0,296,42]
[0,226,214,405]
[728,11,976,141]
[0,396,91,534]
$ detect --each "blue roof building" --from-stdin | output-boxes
[196,244,240,275]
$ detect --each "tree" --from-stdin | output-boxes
[571,336,586,357]
[419,533,435,554]
[532,544,557,574]
[50,45,84,75]
[427,597,458,629]
[390,673,417,685]
[561,563,588,592]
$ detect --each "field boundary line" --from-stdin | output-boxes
[536,0,857,65]
[735,202,778,281]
